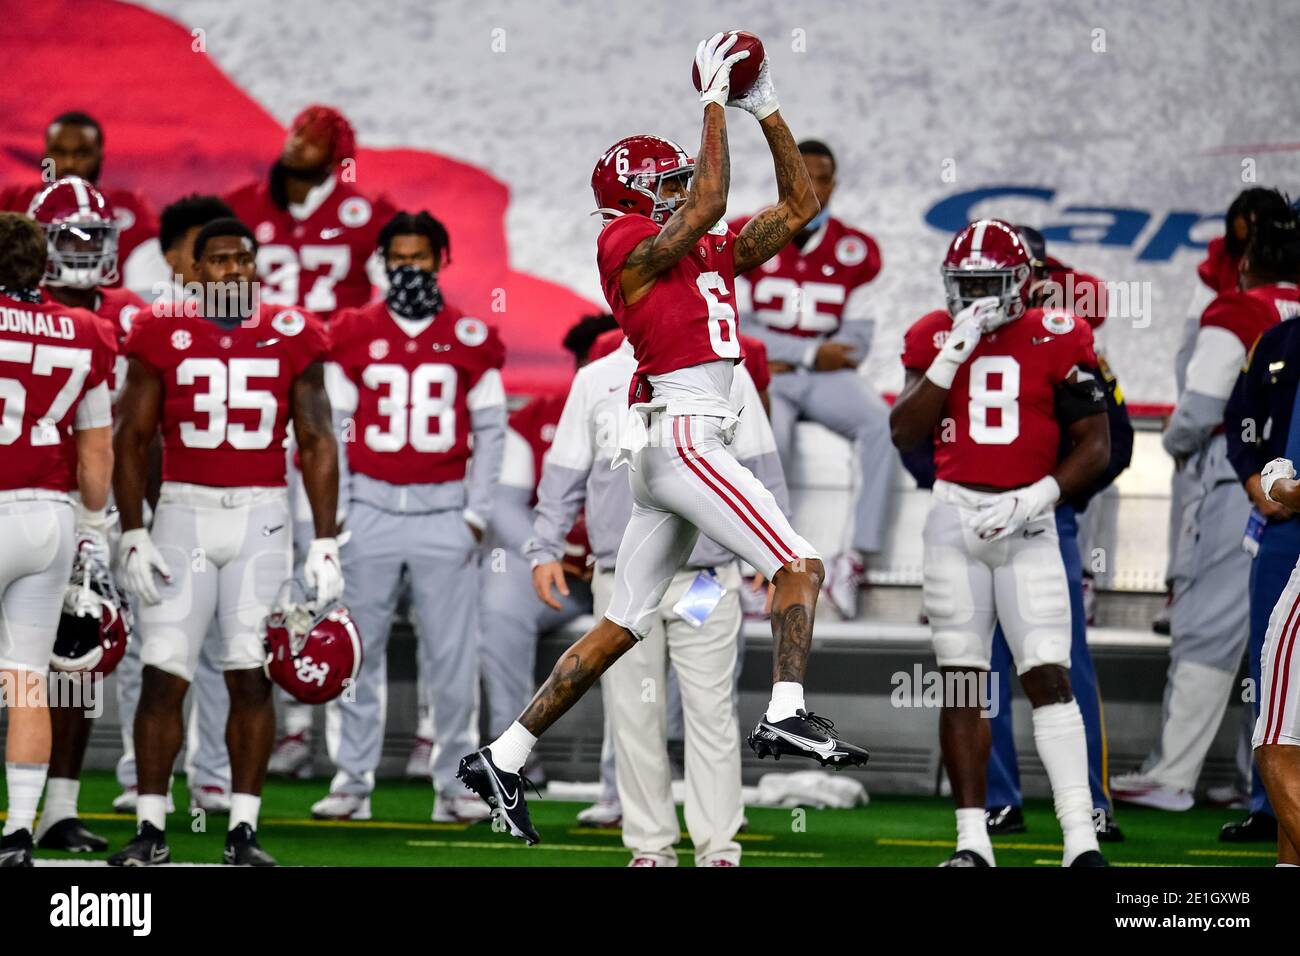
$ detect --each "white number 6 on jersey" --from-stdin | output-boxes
[696,271,741,360]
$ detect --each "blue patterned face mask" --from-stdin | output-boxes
[803,204,831,234]
[386,265,444,319]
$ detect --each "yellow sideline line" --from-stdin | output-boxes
[1032,859,1208,868]
[878,837,1065,851]
[67,810,476,833]
[405,839,824,859]
[1187,848,1276,859]
[568,827,775,842]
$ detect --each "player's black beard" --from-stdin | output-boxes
[268,159,332,210]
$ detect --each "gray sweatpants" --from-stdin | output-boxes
[324,501,480,796]
[766,369,894,555]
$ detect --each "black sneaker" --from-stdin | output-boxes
[107,822,170,867]
[223,823,277,866]
[986,805,1026,835]
[1219,811,1277,843]
[37,818,109,853]
[1094,809,1125,843]
[746,710,870,768]
[0,828,34,867]
[939,849,991,867]
[1069,849,1109,867]
[457,748,540,845]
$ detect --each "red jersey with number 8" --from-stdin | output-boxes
[124,303,328,487]
[596,213,741,383]
[330,300,506,485]
[901,307,1099,489]
[0,293,117,493]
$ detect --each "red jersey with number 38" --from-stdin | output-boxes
[901,307,1099,489]
[330,300,506,485]
[596,213,741,385]
[124,303,328,487]
[0,292,117,493]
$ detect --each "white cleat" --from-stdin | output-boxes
[1205,784,1248,809]
[628,855,675,867]
[1109,772,1194,811]
[268,731,313,778]
[432,793,493,823]
[310,792,372,821]
[576,799,623,828]
[189,785,231,814]
[824,551,867,620]
[112,786,174,814]
[405,736,435,780]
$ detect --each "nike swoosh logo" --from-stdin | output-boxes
[263,524,285,536]
[1024,528,1047,537]
[320,228,343,239]
[1031,336,1053,345]
[767,726,839,757]
[151,846,169,863]
[485,759,519,809]
[256,338,281,348]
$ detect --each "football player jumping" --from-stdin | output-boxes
[0,213,117,867]
[459,32,869,844]
[891,219,1111,867]
[107,218,341,866]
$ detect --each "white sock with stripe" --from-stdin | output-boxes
[3,762,48,836]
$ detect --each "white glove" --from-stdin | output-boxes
[695,31,750,109]
[117,528,172,606]
[1262,457,1296,502]
[74,503,113,567]
[729,52,779,120]
[925,297,999,389]
[304,537,345,605]
[969,476,1061,543]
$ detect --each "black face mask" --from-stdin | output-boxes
[0,284,42,304]
[385,265,443,319]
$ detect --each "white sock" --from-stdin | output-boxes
[766,682,806,722]
[282,701,313,736]
[36,776,80,835]
[229,793,261,831]
[137,793,168,832]
[3,762,48,835]
[955,807,995,865]
[1032,701,1099,865]
[488,721,537,775]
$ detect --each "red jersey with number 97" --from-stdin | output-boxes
[0,293,117,493]
[330,300,506,485]
[124,303,328,487]
[901,307,1099,489]
[596,213,741,385]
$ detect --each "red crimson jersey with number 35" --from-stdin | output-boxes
[124,303,328,487]
[596,214,741,384]
[0,293,117,493]
[901,307,1098,489]
[330,301,506,485]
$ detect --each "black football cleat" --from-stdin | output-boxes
[457,748,540,845]
[1219,811,1277,843]
[223,823,277,866]
[747,710,870,769]
[0,828,34,867]
[985,805,1026,835]
[107,822,170,867]
[1069,850,1110,867]
[1094,809,1124,843]
[37,818,109,853]
[939,849,991,867]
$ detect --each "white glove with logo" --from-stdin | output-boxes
[1261,457,1296,502]
[118,528,172,606]
[74,502,113,567]
[304,537,345,605]
[970,476,1061,543]
[728,53,779,120]
[925,297,1000,389]
[695,31,750,109]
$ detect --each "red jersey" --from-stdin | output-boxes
[330,301,505,485]
[224,177,397,315]
[596,214,741,382]
[507,393,590,573]
[43,286,145,404]
[0,182,159,273]
[730,215,881,339]
[0,292,117,493]
[124,303,327,487]
[901,307,1099,489]
[1197,236,1241,295]
[1043,257,1108,329]
[1204,283,1300,347]
[587,326,771,392]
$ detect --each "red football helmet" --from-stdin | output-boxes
[941,218,1033,328]
[592,135,694,224]
[262,582,362,705]
[52,549,132,676]
[27,176,120,289]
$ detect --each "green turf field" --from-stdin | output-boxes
[2,770,1275,866]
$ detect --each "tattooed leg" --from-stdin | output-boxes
[519,617,637,736]
[770,558,825,683]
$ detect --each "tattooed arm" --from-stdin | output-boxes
[733,111,820,275]
[621,104,730,305]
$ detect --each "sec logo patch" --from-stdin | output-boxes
[255,221,276,243]
[1042,310,1075,335]
[455,317,488,347]
[119,304,139,333]
[271,309,305,337]
[339,197,372,228]
[171,329,192,350]
[369,339,389,360]
[835,235,868,267]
